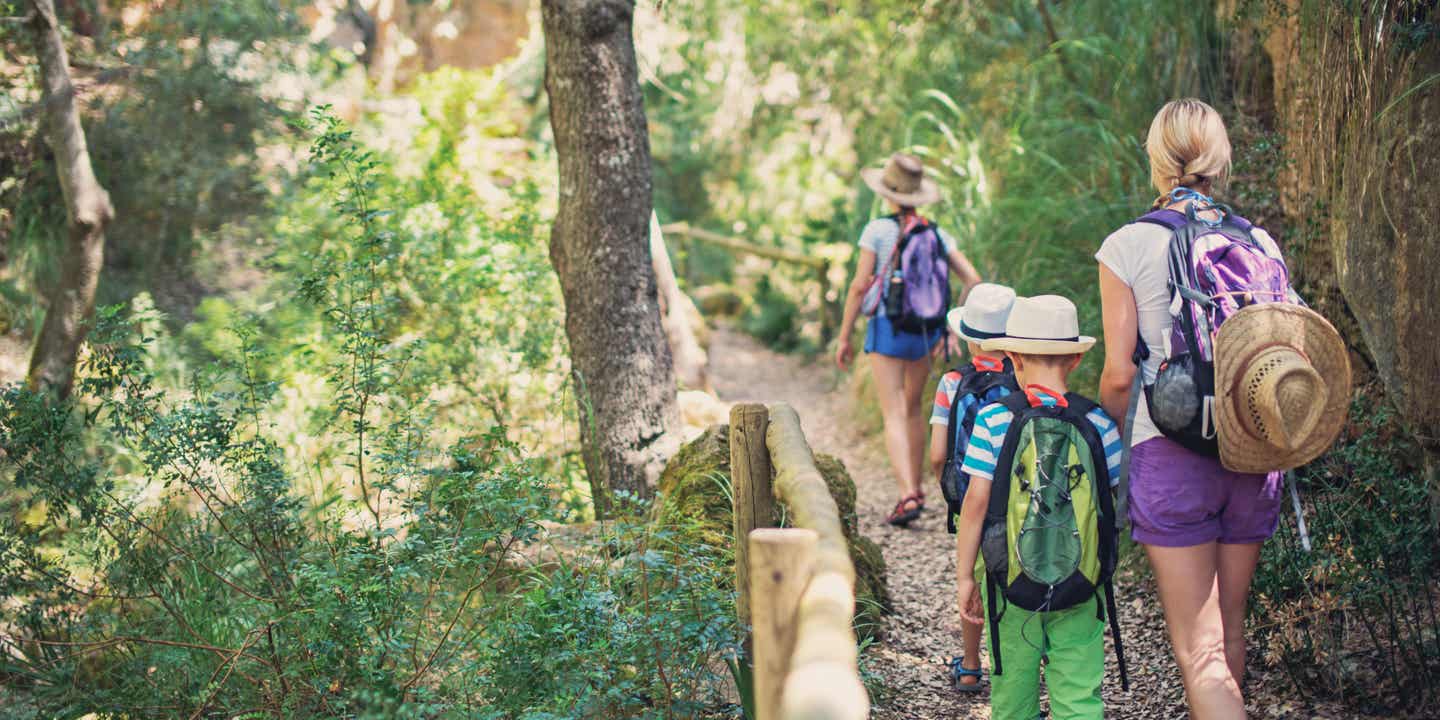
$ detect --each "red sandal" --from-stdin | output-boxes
[886,494,923,527]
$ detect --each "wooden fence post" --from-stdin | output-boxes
[731,403,774,654]
[749,528,817,720]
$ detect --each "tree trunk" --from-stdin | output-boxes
[541,0,677,515]
[650,213,711,393]
[26,0,114,400]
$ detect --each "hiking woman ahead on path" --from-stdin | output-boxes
[836,152,982,526]
[1097,100,1347,718]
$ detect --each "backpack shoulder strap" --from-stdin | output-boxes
[874,214,905,277]
[1226,212,1254,233]
[1062,392,1098,417]
[996,390,1032,414]
[984,393,1033,504]
[986,394,1035,505]
[1060,394,1109,484]
[945,365,975,448]
[1133,208,1188,232]
[1071,390,1132,693]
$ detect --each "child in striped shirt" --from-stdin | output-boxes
[953,295,1124,720]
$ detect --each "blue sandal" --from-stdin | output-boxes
[948,657,984,693]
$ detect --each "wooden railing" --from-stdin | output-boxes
[662,222,842,344]
[730,403,868,720]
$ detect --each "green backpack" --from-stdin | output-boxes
[978,391,1129,690]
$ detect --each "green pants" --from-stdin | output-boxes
[983,585,1105,720]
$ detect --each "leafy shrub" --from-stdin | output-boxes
[0,111,737,719]
[1252,392,1440,712]
[180,75,576,501]
[740,275,808,354]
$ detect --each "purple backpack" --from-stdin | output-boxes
[880,214,950,335]
[1135,204,1295,456]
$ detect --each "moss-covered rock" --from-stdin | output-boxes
[813,453,892,639]
[654,424,740,553]
[653,424,891,641]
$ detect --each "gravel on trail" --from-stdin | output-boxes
[709,327,1369,720]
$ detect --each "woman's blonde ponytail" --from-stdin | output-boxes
[1146,99,1232,204]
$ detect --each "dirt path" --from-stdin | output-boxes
[711,326,1003,718]
[708,326,1355,720]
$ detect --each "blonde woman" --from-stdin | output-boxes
[1097,99,1285,718]
[836,153,982,526]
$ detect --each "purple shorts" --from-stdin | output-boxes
[1129,437,1283,547]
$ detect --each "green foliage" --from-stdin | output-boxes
[740,275,810,355]
[0,0,315,333]
[647,0,1227,385]
[0,112,738,718]
[1252,394,1440,711]
[91,0,308,270]
[182,78,574,500]
[477,507,737,718]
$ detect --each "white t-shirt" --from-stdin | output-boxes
[858,217,955,317]
[1094,220,1281,446]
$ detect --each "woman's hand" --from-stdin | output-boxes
[835,339,855,371]
[957,577,984,625]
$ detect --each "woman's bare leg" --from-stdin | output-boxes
[1217,542,1263,684]
[870,354,919,499]
[1147,543,1247,720]
[900,355,932,499]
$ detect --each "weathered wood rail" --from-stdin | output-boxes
[662,222,842,344]
[730,402,868,720]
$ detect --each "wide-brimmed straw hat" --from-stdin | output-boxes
[1215,304,1351,473]
[981,295,1096,355]
[861,152,941,207]
[948,283,1016,343]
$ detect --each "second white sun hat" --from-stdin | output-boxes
[980,295,1096,355]
[947,283,1017,344]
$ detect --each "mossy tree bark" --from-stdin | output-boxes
[541,0,677,515]
[1259,1,1440,513]
[26,0,114,400]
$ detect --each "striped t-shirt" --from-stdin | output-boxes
[960,387,1123,486]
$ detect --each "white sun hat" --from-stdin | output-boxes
[981,295,1097,355]
[947,283,1017,343]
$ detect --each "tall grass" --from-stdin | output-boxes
[877,0,1226,393]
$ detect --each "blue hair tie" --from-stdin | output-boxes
[1170,187,1224,228]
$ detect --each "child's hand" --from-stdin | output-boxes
[956,578,984,625]
[946,331,962,357]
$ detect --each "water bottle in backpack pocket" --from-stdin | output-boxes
[1134,195,1296,457]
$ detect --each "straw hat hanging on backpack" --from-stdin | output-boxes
[1214,303,1350,473]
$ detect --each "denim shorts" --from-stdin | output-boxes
[863,314,941,361]
[1129,436,1283,546]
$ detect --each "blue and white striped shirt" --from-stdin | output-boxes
[960,388,1123,486]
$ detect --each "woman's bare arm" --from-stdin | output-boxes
[1097,262,1139,428]
[836,248,877,370]
[947,249,982,301]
